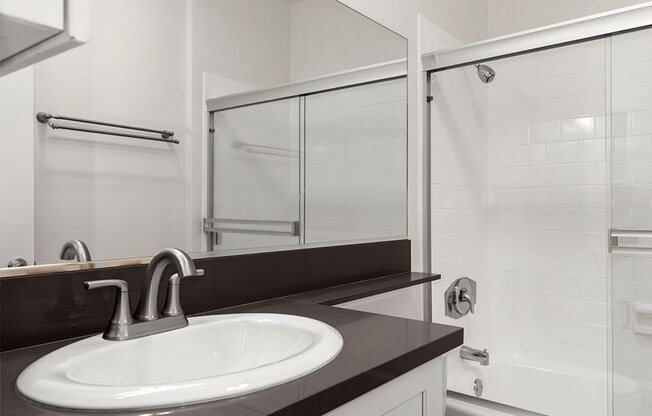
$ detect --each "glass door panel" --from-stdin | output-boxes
[210,98,301,249]
[611,27,652,416]
[304,77,407,243]
[429,38,610,416]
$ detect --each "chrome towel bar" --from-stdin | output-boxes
[203,218,300,237]
[36,112,178,144]
[609,229,652,254]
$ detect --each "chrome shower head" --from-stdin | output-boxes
[476,64,495,83]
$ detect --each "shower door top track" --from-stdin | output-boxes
[422,1,652,72]
[206,59,406,113]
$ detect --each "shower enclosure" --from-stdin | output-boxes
[424,4,652,416]
[204,62,407,251]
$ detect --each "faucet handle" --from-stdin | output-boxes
[162,269,204,317]
[168,268,204,284]
[84,279,134,339]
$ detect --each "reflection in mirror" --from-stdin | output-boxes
[0,0,407,276]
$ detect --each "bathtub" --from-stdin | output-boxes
[446,354,641,416]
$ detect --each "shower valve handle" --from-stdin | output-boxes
[445,277,477,318]
[458,288,475,314]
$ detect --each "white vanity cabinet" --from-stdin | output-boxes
[328,286,446,416]
[0,0,90,76]
[325,356,446,416]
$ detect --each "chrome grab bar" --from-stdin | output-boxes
[36,112,178,144]
[609,229,652,254]
[203,218,300,237]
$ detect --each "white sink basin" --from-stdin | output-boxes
[17,313,343,410]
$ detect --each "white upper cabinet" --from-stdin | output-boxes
[0,0,90,76]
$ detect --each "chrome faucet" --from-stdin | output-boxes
[84,248,203,341]
[59,239,92,262]
[460,346,489,366]
[134,249,202,321]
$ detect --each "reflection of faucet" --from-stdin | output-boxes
[83,248,203,341]
[59,240,92,262]
[7,257,28,267]
[460,346,489,366]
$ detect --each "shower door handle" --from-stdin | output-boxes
[609,229,652,254]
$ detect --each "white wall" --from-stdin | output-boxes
[289,0,406,81]
[0,66,34,266]
[488,0,648,37]
[33,0,190,264]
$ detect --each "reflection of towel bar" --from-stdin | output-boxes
[203,218,300,237]
[609,229,652,254]
[232,140,298,158]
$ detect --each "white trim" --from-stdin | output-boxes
[206,59,407,113]
[0,0,90,77]
[422,1,652,72]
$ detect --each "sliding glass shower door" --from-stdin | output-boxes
[304,78,407,244]
[207,76,408,250]
[610,27,652,416]
[428,37,611,416]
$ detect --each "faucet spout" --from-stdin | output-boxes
[134,248,200,321]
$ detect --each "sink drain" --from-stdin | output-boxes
[473,378,483,397]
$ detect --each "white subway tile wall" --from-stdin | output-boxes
[305,78,407,243]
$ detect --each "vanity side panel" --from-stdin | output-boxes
[324,357,445,416]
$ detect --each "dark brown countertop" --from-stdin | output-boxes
[1,272,461,416]
[285,271,439,305]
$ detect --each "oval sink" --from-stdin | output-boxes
[17,313,343,410]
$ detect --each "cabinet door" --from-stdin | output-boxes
[324,357,445,416]
[383,393,424,416]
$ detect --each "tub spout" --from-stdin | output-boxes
[460,345,489,366]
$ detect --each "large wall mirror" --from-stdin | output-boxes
[0,0,407,276]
